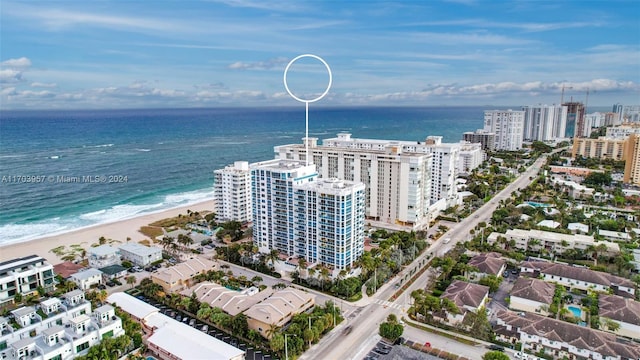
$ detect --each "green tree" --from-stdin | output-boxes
[269,333,285,352]
[479,275,503,293]
[125,275,137,288]
[379,321,403,341]
[483,351,510,360]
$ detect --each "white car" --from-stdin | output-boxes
[443,237,451,244]
[514,352,529,359]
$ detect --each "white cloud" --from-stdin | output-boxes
[31,82,57,88]
[2,57,32,68]
[228,57,289,70]
[0,69,24,83]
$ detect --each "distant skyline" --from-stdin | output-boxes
[1,0,638,109]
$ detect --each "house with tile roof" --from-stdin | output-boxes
[520,261,636,298]
[598,294,640,340]
[467,252,506,280]
[150,256,215,292]
[494,309,640,360]
[439,280,489,324]
[509,277,556,316]
[181,283,272,316]
[244,287,315,339]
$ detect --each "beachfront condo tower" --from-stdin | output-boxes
[250,159,365,270]
[274,133,445,230]
[213,161,253,223]
[483,109,525,151]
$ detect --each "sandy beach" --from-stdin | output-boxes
[0,201,214,264]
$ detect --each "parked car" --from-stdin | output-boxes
[488,344,504,351]
[514,352,529,359]
[373,347,390,355]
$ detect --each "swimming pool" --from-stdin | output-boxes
[527,201,551,208]
[568,305,582,318]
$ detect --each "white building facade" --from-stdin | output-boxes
[484,109,525,150]
[0,255,56,305]
[274,133,439,229]
[522,104,568,142]
[251,160,366,272]
[213,161,253,223]
[458,141,484,174]
[87,245,120,268]
[118,243,162,267]
[0,290,124,360]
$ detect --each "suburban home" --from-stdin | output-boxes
[182,283,271,316]
[494,309,640,360]
[52,261,85,279]
[11,306,38,327]
[509,277,556,316]
[245,287,315,339]
[118,243,163,267]
[70,268,103,290]
[87,245,121,268]
[598,294,640,340]
[150,256,215,293]
[99,264,128,281]
[520,261,636,298]
[39,298,62,316]
[467,252,506,279]
[438,280,489,324]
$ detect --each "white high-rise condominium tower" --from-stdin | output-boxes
[250,159,365,270]
[274,133,436,229]
[294,178,365,270]
[522,105,568,142]
[213,161,252,223]
[484,110,525,150]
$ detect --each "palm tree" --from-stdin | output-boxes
[266,249,280,269]
[319,266,331,291]
[298,257,308,279]
[126,275,137,289]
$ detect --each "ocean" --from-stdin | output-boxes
[0,106,487,246]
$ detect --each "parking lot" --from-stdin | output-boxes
[362,339,441,360]
[136,295,277,360]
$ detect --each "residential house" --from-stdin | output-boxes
[467,252,506,280]
[567,223,589,234]
[0,255,56,304]
[118,243,163,267]
[494,309,640,360]
[439,280,489,324]
[245,287,315,339]
[509,278,556,316]
[52,261,85,279]
[99,264,128,281]
[88,245,121,268]
[39,298,62,316]
[11,306,38,327]
[520,261,636,298]
[598,229,633,242]
[150,257,215,293]
[70,268,103,290]
[598,294,640,340]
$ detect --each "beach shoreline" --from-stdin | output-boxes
[0,200,214,265]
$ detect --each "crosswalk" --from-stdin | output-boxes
[372,298,403,310]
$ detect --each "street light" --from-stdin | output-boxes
[284,333,296,360]
[308,316,319,347]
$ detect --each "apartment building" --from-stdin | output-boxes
[487,229,620,256]
[0,255,56,304]
[606,124,640,139]
[458,141,484,174]
[0,290,124,360]
[244,287,315,339]
[213,161,253,223]
[150,256,215,293]
[274,133,441,229]
[623,133,640,185]
[520,261,636,298]
[462,130,496,151]
[251,159,366,271]
[87,245,121,268]
[571,136,626,160]
[483,110,525,151]
[522,104,567,142]
[118,243,162,267]
[494,309,640,360]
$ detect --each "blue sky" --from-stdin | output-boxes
[1,0,638,109]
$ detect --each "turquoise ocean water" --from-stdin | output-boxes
[0,106,488,246]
